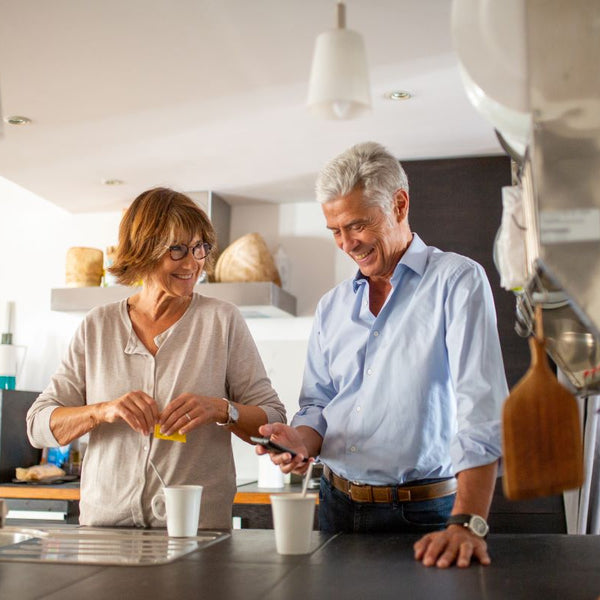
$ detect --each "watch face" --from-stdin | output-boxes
[470,515,489,537]
[229,402,239,423]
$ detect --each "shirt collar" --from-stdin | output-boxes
[351,233,428,293]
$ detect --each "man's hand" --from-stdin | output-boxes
[255,423,312,475]
[413,525,490,568]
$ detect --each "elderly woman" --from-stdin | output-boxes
[27,187,286,529]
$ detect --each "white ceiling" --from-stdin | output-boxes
[0,0,501,213]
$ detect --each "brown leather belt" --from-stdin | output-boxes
[323,465,457,503]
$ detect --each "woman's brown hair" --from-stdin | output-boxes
[108,187,216,286]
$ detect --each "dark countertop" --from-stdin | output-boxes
[0,529,598,600]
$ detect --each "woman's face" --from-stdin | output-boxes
[146,235,207,297]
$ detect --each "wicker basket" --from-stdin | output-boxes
[215,233,281,286]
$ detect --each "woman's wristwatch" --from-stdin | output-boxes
[216,398,239,427]
[446,514,489,538]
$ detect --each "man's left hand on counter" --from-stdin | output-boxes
[413,525,490,568]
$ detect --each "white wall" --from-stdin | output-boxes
[0,179,355,479]
[0,179,124,391]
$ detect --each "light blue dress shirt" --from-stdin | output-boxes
[291,234,508,485]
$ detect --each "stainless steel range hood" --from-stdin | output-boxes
[51,282,297,318]
[517,0,600,392]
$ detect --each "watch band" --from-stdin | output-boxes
[446,513,489,538]
[216,398,239,427]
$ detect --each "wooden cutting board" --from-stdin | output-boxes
[502,305,584,500]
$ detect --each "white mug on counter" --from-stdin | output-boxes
[151,485,203,537]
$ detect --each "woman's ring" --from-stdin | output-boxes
[185,412,192,422]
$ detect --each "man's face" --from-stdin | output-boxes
[322,187,410,281]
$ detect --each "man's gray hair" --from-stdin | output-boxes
[315,142,409,214]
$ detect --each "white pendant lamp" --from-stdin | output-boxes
[307,1,371,120]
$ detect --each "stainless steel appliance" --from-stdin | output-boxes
[516,0,600,394]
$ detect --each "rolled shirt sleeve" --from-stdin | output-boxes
[27,318,88,449]
[444,261,507,473]
[290,304,330,437]
[225,308,287,424]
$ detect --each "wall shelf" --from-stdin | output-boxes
[50,282,297,318]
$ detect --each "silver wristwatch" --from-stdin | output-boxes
[216,398,239,427]
[446,514,489,538]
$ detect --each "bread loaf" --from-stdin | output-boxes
[66,247,104,287]
[15,464,65,481]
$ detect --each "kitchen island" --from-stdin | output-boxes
[0,529,598,600]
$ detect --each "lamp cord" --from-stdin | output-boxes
[337,1,346,29]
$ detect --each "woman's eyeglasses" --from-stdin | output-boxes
[167,242,212,261]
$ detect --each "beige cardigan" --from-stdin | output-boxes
[27,293,286,529]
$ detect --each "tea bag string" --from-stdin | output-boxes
[149,459,167,488]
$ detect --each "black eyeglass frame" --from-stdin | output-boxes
[167,242,212,261]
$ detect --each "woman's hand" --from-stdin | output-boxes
[159,393,226,436]
[100,390,160,436]
[255,423,312,475]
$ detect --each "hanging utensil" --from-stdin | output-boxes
[502,304,584,500]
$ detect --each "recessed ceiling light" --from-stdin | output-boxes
[102,178,125,186]
[4,115,32,125]
[384,91,412,101]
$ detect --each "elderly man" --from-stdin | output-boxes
[257,142,508,568]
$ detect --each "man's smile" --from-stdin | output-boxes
[353,248,374,261]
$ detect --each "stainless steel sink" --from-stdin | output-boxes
[0,528,40,548]
[0,526,229,565]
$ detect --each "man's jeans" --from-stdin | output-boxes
[319,475,455,533]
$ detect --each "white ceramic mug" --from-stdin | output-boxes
[151,485,203,537]
[270,493,317,555]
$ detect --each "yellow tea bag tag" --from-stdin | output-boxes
[153,424,186,443]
